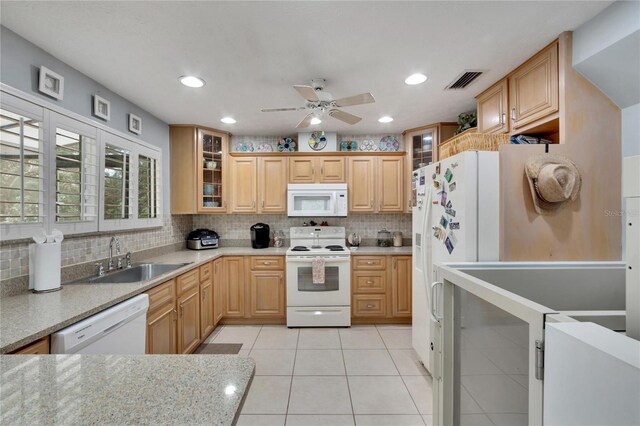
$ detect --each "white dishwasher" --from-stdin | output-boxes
[51,294,149,354]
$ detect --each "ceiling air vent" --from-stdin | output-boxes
[444,70,484,90]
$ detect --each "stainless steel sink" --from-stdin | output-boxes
[70,263,192,284]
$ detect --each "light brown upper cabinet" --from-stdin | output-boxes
[378,157,404,212]
[403,123,457,212]
[348,157,375,212]
[229,157,287,213]
[289,157,345,183]
[477,79,509,134]
[508,41,559,131]
[169,125,229,214]
[259,157,288,213]
[229,157,258,213]
[348,156,404,213]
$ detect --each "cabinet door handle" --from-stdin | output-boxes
[172,308,177,321]
[202,289,206,300]
[312,165,315,175]
[179,304,183,318]
[501,112,506,125]
[511,108,516,121]
[321,165,324,175]
[261,200,265,208]
[252,200,255,209]
[370,200,373,208]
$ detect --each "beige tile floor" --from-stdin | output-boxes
[206,325,433,426]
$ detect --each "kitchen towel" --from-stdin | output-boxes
[312,257,325,284]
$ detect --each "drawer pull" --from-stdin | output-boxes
[366,304,374,308]
[366,261,374,265]
[367,281,374,284]
[263,261,272,265]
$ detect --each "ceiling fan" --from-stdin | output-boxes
[260,79,375,128]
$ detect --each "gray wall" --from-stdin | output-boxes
[0,26,171,210]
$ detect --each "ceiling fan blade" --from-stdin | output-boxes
[293,85,319,102]
[296,113,314,128]
[329,109,362,125]
[260,107,305,112]
[333,92,375,107]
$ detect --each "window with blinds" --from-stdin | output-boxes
[103,143,130,220]
[55,128,98,222]
[0,109,44,224]
[138,154,158,219]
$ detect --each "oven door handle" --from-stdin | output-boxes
[286,258,350,263]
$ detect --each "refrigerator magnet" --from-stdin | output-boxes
[449,182,457,192]
[444,168,454,183]
[433,180,440,189]
[450,221,460,230]
[440,191,447,206]
[448,230,458,246]
[444,237,454,254]
[440,216,449,229]
[445,208,456,217]
[432,173,437,179]
[446,200,452,208]
[436,164,441,175]
[451,162,459,169]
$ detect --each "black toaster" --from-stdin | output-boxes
[187,229,219,250]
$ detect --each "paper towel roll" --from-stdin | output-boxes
[29,241,62,293]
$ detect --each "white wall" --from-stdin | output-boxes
[622,103,640,158]
[0,26,171,210]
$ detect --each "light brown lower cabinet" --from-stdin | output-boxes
[147,302,177,354]
[249,270,285,318]
[391,256,412,317]
[351,255,412,322]
[10,336,50,354]
[224,256,246,317]
[200,279,214,339]
[213,258,224,325]
[177,286,201,354]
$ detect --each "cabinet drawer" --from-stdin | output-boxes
[250,256,284,270]
[353,295,387,317]
[353,271,386,293]
[176,269,199,296]
[353,256,386,270]
[11,336,50,354]
[147,279,176,313]
[199,262,212,283]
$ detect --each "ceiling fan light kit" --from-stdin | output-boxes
[262,78,376,128]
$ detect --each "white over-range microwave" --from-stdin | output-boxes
[287,184,348,217]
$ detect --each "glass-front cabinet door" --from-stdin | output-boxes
[197,129,227,212]
[411,126,437,171]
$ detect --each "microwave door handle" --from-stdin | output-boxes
[333,192,338,214]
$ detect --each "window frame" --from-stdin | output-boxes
[0,93,46,240]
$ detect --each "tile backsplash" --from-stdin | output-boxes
[193,213,411,244]
[0,215,193,282]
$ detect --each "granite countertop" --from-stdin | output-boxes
[350,246,412,255]
[0,354,255,425]
[0,245,408,353]
[0,247,286,353]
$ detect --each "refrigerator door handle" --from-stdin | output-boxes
[430,281,443,323]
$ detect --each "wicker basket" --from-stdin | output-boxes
[439,127,510,159]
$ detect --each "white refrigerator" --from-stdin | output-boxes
[412,150,500,374]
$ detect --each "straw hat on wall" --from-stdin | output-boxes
[525,154,582,215]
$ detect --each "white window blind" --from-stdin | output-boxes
[103,143,131,220]
[0,108,44,225]
[138,154,158,219]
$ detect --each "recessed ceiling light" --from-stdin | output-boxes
[179,76,205,88]
[378,116,394,123]
[310,117,322,125]
[405,73,428,85]
[220,117,236,124]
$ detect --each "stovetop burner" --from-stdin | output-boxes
[291,246,310,252]
[325,245,345,251]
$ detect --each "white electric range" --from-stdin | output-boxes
[286,226,351,327]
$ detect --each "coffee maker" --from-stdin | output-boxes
[250,223,270,249]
